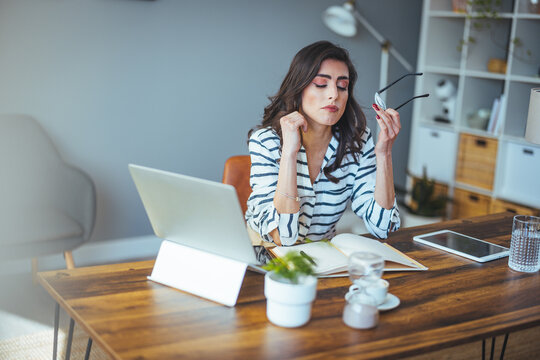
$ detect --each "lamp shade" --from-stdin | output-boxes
[322,2,357,37]
[525,88,540,144]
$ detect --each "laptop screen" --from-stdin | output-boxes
[129,164,259,265]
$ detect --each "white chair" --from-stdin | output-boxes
[0,114,96,273]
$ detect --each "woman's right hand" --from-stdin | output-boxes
[280,111,308,158]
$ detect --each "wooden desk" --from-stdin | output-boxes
[38,213,540,359]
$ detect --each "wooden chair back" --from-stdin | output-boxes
[222,155,252,214]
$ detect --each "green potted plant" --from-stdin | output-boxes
[456,0,533,64]
[457,0,503,52]
[263,251,317,328]
[396,167,451,227]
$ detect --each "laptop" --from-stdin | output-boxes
[128,164,265,271]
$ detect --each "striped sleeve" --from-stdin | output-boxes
[350,129,401,239]
[245,129,299,245]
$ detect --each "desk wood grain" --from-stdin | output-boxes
[38,213,540,360]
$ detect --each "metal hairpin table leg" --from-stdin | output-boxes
[84,338,93,360]
[490,337,496,360]
[482,333,510,360]
[65,318,74,360]
[53,303,59,360]
[499,333,509,360]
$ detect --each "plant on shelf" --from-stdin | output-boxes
[263,251,318,328]
[457,0,502,52]
[396,167,450,218]
[468,0,502,20]
[511,37,534,63]
[455,0,534,63]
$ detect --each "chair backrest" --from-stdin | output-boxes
[0,114,63,207]
[0,114,96,257]
[222,155,252,214]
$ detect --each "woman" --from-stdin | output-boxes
[245,41,401,248]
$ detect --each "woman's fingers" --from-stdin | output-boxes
[301,119,308,133]
[280,111,308,156]
[372,104,400,139]
[375,114,388,133]
[385,108,401,135]
[376,112,395,138]
[281,111,307,132]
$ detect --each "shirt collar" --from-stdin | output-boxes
[296,132,339,191]
[321,133,339,171]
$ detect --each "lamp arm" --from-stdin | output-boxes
[388,46,413,72]
[352,10,385,44]
[352,10,413,72]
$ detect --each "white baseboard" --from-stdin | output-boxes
[0,235,162,275]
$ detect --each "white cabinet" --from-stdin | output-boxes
[408,0,540,214]
[498,141,540,207]
[411,126,458,183]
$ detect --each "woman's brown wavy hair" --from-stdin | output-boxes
[249,41,367,183]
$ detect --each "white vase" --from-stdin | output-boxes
[264,272,318,328]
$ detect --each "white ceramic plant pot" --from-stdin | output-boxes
[264,272,318,328]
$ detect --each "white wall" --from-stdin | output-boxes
[0,0,422,243]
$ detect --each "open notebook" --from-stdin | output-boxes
[268,233,428,276]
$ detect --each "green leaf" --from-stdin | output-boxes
[262,251,316,284]
[403,166,451,217]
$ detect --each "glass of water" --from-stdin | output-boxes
[509,215,540,273]
[348,252,384,285]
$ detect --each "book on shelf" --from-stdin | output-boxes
[486,97,499,133]
[267,233,428,277]
[493,94,505,134]
[487,94,505,134]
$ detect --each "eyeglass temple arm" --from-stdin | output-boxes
[394,93,430,111]
[378,72,423,94]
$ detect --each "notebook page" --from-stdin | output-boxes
[269,241,347,274]
[331,233,424,269]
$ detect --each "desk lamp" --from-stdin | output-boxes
[322,0,414,109]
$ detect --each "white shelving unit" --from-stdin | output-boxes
[408,0,540,212]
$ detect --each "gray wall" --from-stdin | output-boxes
[0,0,422,242]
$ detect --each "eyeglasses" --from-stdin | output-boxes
[374,72,430,111]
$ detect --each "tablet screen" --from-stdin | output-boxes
[418,231,507,258]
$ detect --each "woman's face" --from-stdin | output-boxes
[300,59,349,129]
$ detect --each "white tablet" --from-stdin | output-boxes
[413,230,509,263]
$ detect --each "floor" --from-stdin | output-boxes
[0,269,67,342]
[0,235,161,343]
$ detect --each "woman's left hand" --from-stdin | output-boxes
[372,104,401,155]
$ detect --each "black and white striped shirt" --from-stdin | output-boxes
[245,127,400,246]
